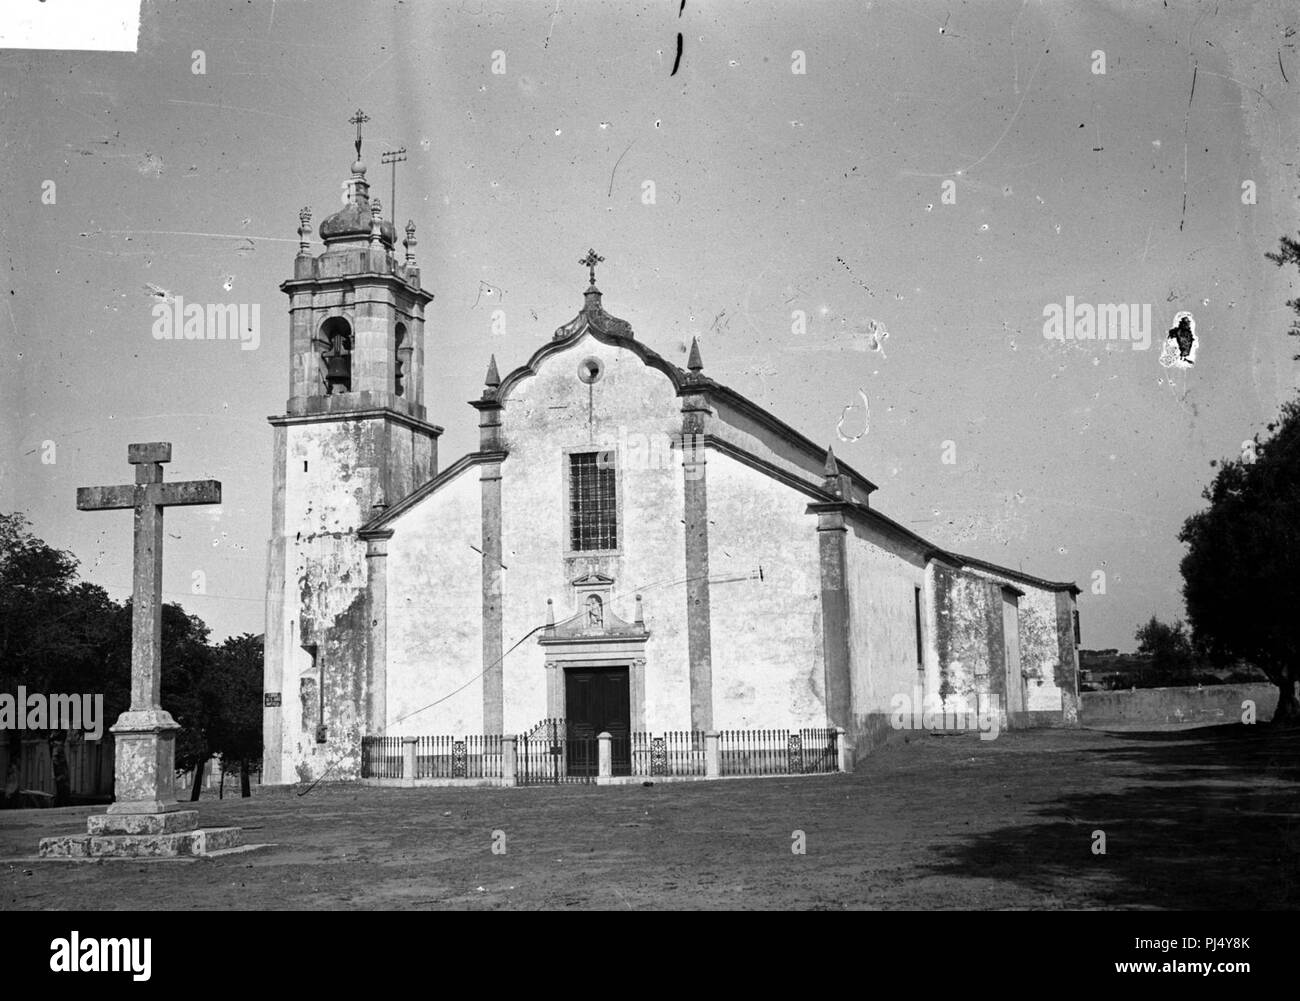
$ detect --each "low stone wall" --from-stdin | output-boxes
[1080,683,1281,728]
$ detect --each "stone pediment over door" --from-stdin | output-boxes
[539,573,650,727]
[541,572,648,646]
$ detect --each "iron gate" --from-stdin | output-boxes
[516,718,598,785]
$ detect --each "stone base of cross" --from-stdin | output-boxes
[108,708,182,816]
[38,442,244,858]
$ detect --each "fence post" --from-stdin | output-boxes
[402,736,418,786]
[704,731,720,778]
[596,731,612,785]
[835,727,853,773]
[502,735,517,786]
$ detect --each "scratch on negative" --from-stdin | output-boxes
[1179,63,1197,232]
[608,141,636,198]
[544,1,561,50]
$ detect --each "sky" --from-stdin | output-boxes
[2,0,1299,651]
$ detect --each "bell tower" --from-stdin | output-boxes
[263,112,441,784]
[276,111,439,500]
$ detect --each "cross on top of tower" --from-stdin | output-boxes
[579,248,604,287]
[349,108,370,160]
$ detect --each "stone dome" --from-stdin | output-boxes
[319,162,396,247]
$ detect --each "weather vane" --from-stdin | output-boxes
[580,248,604,287]
[381,147,407,217]
[349,108,370,160]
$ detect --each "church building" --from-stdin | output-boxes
[261,138,1081,785]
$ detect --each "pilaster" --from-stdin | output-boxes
[681,389,713,733]
[364,532,392,735]
[808,502,853,730]
[481,456,505,733]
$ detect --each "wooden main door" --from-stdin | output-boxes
[564,665,631,776]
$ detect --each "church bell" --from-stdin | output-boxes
[323,334,352,394]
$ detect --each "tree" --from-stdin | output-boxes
[1179,398,1300,724]
[205,634,263,797]
[162,604,217,800]
[1264,234,1300,360]
[0,514,123,805]
[0,513,239,805]
[1133,616,1196,682]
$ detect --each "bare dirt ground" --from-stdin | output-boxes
[3,724,1297,910]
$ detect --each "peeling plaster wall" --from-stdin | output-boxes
[1018,588,1068,714]
[931,565,1002,709]
[498,333,688,733]
[268,419,380,782]
[385,467,484,735]
[846,523,928,752]
[945,564,1079,726]
[707,452,823,729]
[262,426,289,785]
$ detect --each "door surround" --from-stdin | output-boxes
[539,573,650,732]
[544,655,644,734]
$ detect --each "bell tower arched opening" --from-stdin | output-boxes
[318,316,353,395]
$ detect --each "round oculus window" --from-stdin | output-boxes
[577,357,604,384]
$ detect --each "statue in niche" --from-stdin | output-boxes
[585,594,604,629]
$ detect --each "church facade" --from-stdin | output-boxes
[261,148,1081,785]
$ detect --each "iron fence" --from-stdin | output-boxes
[413,734,503,779]
[795,727,840,774]
[360,735,403,779]
[630,730,706,777]
[362,725,840,782]
[718,727,838,776]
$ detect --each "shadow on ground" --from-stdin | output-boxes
[921,725,1300,909]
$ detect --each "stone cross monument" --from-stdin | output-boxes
[39,443,242,857]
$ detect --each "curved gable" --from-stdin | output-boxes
[495,287,687,403]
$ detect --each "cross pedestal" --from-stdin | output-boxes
[39,442,243,858]
[106,708,181,816]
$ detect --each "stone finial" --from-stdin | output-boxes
[297,207,312,253]
[823,446,850,499]
[485,354,501,389]
[369,197,384,246]
[687,336,703,373]
[371,195,383,220]
[545,598,555,636]
[404,220,417,264]
[635,593,644,625]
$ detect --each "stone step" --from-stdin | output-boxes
[87,810,199,836]
[38,826,243,859]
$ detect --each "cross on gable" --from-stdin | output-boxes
[77,442,221,715]
[579,248,604,287]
